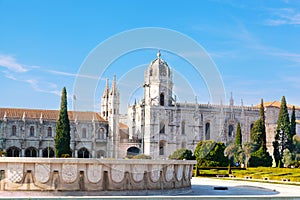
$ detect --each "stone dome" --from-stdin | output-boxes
[148,51,171,77]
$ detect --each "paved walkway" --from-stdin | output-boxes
[0,177,300,199]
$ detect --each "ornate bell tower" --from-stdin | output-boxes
[144,51,173,107]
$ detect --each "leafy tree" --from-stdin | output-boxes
[293,135,300,162]
[55,87,71,157]
[273,96,291,167]
[169,148,194,160]
[248,146,272,167]
[294,135,300,154]
[224,142,236,162]
[243,142,256,167]
[194,140,229,167]
[282,149,293,167]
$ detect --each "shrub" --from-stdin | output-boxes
[194,140,229,167]
[248,147,272,167]
[169,148,195,160]
[0,150,6,157]
[131,154,152,159]
[61,154,71,158]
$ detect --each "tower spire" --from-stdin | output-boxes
[157,50,161,58]
[230,92,234,106]
[111,74,117,95]
[103,78,109,97]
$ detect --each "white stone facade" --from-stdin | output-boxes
[0,52,300,159]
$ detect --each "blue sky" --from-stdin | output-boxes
[0,0,300,113]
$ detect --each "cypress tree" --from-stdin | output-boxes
[290,106,296,152]
[248,99,272,167]
[235,122,242,146]
[260,99,265,124]
[234,122,244,164]
[55,87,71,157]
[273,96,291,167]
[260,99,267,146]
[250,119,264,151]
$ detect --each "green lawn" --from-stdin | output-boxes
[196,167,300,182]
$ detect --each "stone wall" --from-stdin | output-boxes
[0,158,195,191]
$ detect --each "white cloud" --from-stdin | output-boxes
[265,8,300,26]
[0,54,28,72]
[46,69,100,80]
[0,56,61,96]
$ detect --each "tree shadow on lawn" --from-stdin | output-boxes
[190,184,279,196]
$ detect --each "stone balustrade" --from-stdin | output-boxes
[0,157,196,191]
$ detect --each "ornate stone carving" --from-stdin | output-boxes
[132,165,146,182]
[111,164,125,183]
[165,165,174,182]
[176,165,183,181]
[87,164,102,183]
[62,164,77,183]
[35,163,50,183]
[184,165,190,180]
[7,163,23,183]
[150,165,161,182]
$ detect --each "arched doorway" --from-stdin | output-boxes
[42,147,55,158]
[25,147,38,157]
[127,146,140,156]
[6,146,20,157]
[78,147,90,158]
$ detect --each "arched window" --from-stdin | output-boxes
[98,127,106,139]
[181,121,185,135]
[127,146,140,156]
[78,147,90,158]
[30,126,35,137]
[47,127,52,137]
[228,124,234,137]
[205,122,210,140]
[159,140,166,155]
[82,128,87,138]
[160,93,165,106]
[42,147,55,157]
[159,121,165,134]
[25,147,38,157]
[12,125,17,136]
[6,146,20,157]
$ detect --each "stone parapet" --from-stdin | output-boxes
[0,158,196,191]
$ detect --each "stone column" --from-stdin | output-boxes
[21,149,25,157]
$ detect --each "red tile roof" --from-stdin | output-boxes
[119,122,128,129]
[254,101,300,110]
[0,108,106,122]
